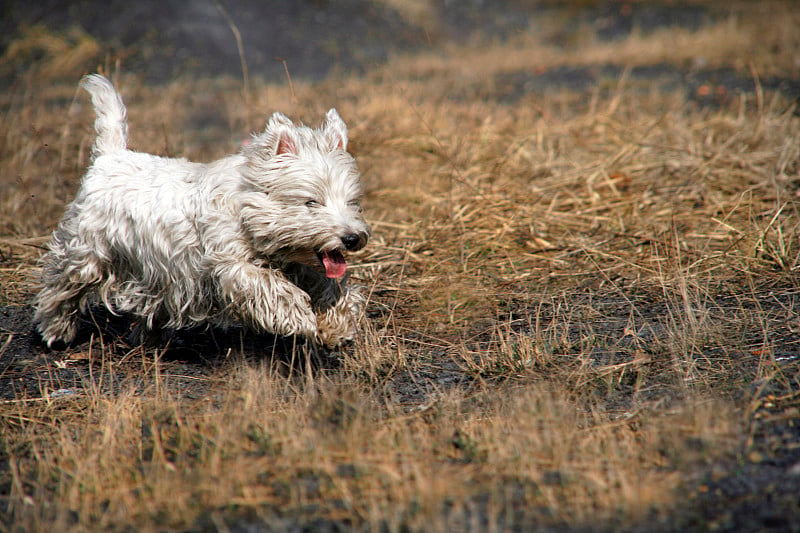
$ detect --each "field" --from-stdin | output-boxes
[2,1,800,531]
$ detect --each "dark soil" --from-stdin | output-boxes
[490,64,800,107]
[0,302,348,403]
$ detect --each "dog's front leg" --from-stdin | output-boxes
[215,262,319,341]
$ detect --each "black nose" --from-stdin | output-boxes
[341,233,362,251]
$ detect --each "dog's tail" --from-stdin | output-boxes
[80,74,128,158]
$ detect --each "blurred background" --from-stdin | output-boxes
[1,0,773,85]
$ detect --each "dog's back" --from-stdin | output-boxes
[81,75,129,159]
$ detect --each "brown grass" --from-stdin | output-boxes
[2,2,799,530]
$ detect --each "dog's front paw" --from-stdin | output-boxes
[315,299,360,348]
[345,284,367,318]
[276,293,321,338]
[316,318,354,348]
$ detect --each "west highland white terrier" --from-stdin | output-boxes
[34,74,370,348]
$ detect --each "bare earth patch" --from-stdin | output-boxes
[2,1,800,531]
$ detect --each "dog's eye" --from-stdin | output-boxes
[305,200,320,208]
[348,201,361,212]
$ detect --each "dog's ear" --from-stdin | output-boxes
[323,108,348,152]
[252,112,299,157]
[275,131,297,156]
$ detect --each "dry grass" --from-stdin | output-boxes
[2,2,800,531]
[3,366,740,531]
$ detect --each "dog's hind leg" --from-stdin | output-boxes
[33,226,111,347]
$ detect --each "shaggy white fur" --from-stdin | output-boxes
[34,74,370,348]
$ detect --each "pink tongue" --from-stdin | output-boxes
[321,250,347,279]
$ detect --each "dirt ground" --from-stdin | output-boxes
[2,1,800,531]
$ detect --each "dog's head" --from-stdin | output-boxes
[239,109,370,278]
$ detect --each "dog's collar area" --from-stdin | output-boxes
[317,250,347,279]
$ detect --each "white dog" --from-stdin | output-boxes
[34,74,369,348]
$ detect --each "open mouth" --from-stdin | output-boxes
[317,249,348,279]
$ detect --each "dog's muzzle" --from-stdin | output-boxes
[317,232,368,279]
